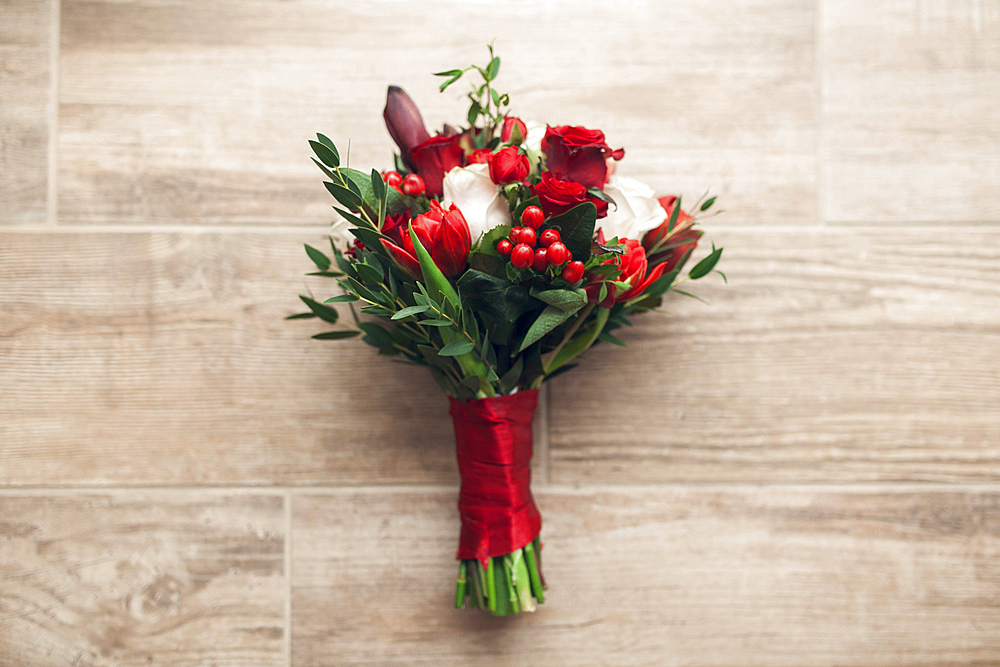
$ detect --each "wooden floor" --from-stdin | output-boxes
[2,1,999,664]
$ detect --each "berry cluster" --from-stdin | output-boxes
[496,206,585,284]
[384,170,426,197]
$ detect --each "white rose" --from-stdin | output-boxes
[523,121,546,154]
[442,163,510,243]
[596,175,667,242]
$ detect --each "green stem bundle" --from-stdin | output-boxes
[455,537,545,615]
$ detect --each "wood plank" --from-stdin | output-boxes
[0,0,51,223]
[0,231,467,485]
[0,491,284,666]
[58,0,815,225]
[550,228,1000,483]
[822,0,1000,223]
[291,486,1000,666]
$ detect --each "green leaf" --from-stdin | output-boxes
[324,181,363,211]
[689,245,723,280]
[285,312,316,320]
[439,340,475,356]
[323,294,360,304]
[700,196,716,212]
[486,56,500,81]
[467,101,481,126]
[666,195,682,235]
[316,133,339,155]
[546,203,597,261]
[409,223,461,308]
[309,139,339,168]
[419,319,453,327]
[518,304,577,352]
[306,271,343,278]
[299,295,339,324]
[456,270,542,332]
[355,262,383,286]
[490,88,501,106]
[342,167,405,215]
[304,244,331,271]
[434,69,464,77]
[370,168,386,225]
[532,288,588,312]
[391,305,430,320]
[498,356,523,394]
[597,331,626,347]
[312,330,360,340]
[358,322,396,354]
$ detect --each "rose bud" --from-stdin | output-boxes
[383,86,431,173]
[487,146,530,185]
[532,248,549,273]
[561,260,585,284]
[510,243,534,269]
[546,241,568,266]
[538,228,560,248]
[531,172,609,218]
[381,201,471,279]
[501,116,528,145]
[402,173,425,197]
[520,205,544,230]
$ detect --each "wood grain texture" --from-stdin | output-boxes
[0,491,284,666]
[550,227,1000,483]
[823,0,1000,223]
[0,0,51,223]
[0,230,465,485]
[291,487,1000,666]
[58,0,815,225]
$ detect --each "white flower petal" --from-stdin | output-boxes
[597,175,666,242]
[442,164,510,243]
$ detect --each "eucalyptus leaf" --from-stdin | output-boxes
[439,340,475,356]
[312,330,360,340]
[309,139,339,168]
[689,245,723,280]
[304,244,331,271]
[299,295,339,324]
[391,305,430,320]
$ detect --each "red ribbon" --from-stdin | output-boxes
[449,389,541,565]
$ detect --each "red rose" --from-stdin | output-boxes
[380,209,411,247]
[542,125,625,189]
[411,134,465,199]
[642,196,702,273]
[531,172,609,218]
[501,116,528,144]
[487,147,530,185]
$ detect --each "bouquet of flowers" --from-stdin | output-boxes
[291,48,724,615]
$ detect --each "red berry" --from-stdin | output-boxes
[496,239,513,257]
[532,248,549,273]
[511,243,534,269]
[521,205,544,229]
[509,227,523,245]
[402,173,425,197]
[562,260,585,284]
[538,229,561,248]
[384,171,403,188]
[519,226,537,247]
[546,241,569,266]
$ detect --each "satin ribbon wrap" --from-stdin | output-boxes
[449,389,541,566]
